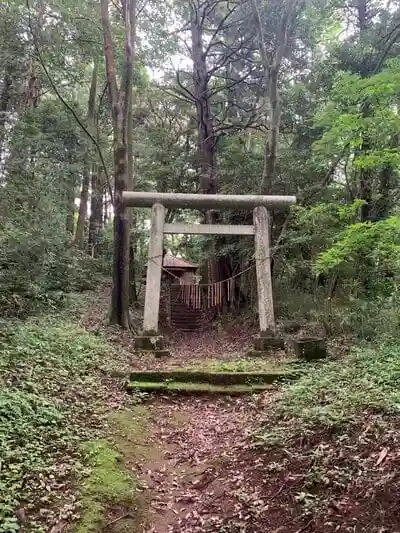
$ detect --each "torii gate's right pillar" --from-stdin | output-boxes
[253,206,275,334]
[252,205,285,353]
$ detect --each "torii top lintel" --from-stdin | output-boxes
[122,191,296,210]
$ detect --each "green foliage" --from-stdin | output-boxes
[314,61,400,168]
[0,220,102,315]
[0,100,103,317]
[258,341,400,444]
[276,201,363,294]
[0,318,114,531]
[314,215,400,297]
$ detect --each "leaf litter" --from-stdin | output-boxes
[4,286,400,533]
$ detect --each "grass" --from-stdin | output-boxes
[184,357,299,373]
[75,440,138,533]
[258,340,400,443]
[0,313,141,533]
[250,340,400,529]
[108,406,152,459]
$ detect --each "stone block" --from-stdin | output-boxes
[134,335,165,351]
[246,350,274,358]
[281,320,304,333]
[289,337,327,360]
[154,350,171,358]
[253,335,285,351]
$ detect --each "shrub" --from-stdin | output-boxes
[258,340,400,444]
[0,223,102,316]
[0,319,113,531]
[314,215,400,298]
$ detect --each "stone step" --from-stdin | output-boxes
[171,317,202,323]
[129,369,299,386]
[172,324,201,329]
[127,381,272,395]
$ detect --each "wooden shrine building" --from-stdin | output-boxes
[162,254,198,284]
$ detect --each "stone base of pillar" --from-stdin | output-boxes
[252,334,285,352]
[134,335,170,357]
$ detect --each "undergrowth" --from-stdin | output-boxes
[76,440,138,533]
[187,358,298,373]
[0,315,133,532]
[258,341,400,444]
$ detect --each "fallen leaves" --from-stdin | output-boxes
[376,447,389,466]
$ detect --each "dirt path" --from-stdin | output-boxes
[80,287,400,533]
[135,393,277,533]
[80,286,287,532]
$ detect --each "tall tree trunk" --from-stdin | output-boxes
[250,0,301,193]
[101,0,135,328]
[75,62,98,248]
[0,74,12,160]
[66,180,75,235]
[89,165,104,256]
[127,0,137,304]
[190,4,217,199]
[103,189,109,226]
[357,0,374,221]
[190,2,219,287]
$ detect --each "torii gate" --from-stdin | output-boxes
[121,191,296,354]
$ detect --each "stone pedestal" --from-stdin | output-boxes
[134,335,170,358]
[289,337,327,360]
[247,334,285,357]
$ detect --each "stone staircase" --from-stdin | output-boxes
[170,286,203,331]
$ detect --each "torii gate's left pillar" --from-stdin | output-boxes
[134,203,170,357]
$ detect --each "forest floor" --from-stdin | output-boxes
[2,285,400,533]
[78,285,400,533]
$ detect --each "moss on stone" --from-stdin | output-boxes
[134,335,164,351]
[187,358,295,373]
[75,440,137,533]
[127,380,274,395]
[253,335,285,351]
[75,407,153,533]
[129,368,297,387]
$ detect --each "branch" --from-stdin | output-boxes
[176,70,197,102]
[204,4,238,57]
[209,67,256,97]
[26,0,114,204]
[373,28,400,74]
[160,87,194,105]
[302,146,350,204]
[98,81,109,112]
[206,35,255,78]
[249,0,269,79]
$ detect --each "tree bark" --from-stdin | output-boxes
[75,62,98,248]
[190,3,217,198]
[250,0,301,193]
[0,74,12,160]
[126,0,137,303]
[101,0,136,328]
[89,165,104,256]
[190,2,219,286]
[66,178,75,235]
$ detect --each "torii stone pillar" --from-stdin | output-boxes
[143,203,165,334]
[253,206,275,335]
